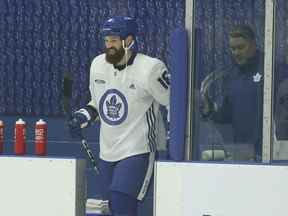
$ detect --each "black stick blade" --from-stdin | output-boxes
[63,72,73,114]
[63,72,73,98]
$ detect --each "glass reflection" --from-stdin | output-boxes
[193,0,265,162]
[272,0,288,160]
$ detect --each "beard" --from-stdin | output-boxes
[105,47,125,65]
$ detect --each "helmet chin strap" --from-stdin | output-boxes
[121,39,135,83]
[122,40,135,52]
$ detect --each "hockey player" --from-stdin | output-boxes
[67,16,170,216]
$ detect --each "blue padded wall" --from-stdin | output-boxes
[169,28,188,161]
[0,0,185,116]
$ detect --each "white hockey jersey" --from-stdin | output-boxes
[88,53,170,161]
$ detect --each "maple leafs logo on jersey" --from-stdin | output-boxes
[99,89,128,125]
[106,95,122,119]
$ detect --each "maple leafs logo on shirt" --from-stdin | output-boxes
[253,73,262,82]
[106,95,122,119]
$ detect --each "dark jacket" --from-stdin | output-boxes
[201,51,264,158]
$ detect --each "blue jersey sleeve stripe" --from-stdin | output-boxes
[146,104,157,152]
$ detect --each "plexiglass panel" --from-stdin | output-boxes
[272,0,288,161]
[192,0,265,162]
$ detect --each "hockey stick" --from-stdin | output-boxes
[63,72,99,174]
[200,70,229,160]
[200,69,228,115]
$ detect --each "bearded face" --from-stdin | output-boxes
[105,46,125,65]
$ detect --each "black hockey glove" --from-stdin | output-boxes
[67,105,98,139]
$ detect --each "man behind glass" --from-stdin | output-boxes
[200,24,264,161]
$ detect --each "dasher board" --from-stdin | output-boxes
[154,161,288,216]
[0,156,86,216]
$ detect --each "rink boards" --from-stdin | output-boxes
[154,161,288,216]
[0,156,86,216]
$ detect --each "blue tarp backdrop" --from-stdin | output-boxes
[0,0,185,116]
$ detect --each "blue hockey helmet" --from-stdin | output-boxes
[101,16,138,40]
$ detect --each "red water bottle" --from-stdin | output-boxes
[0,120,4,153]
[35,119,47,156]
[14,118,26,155]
